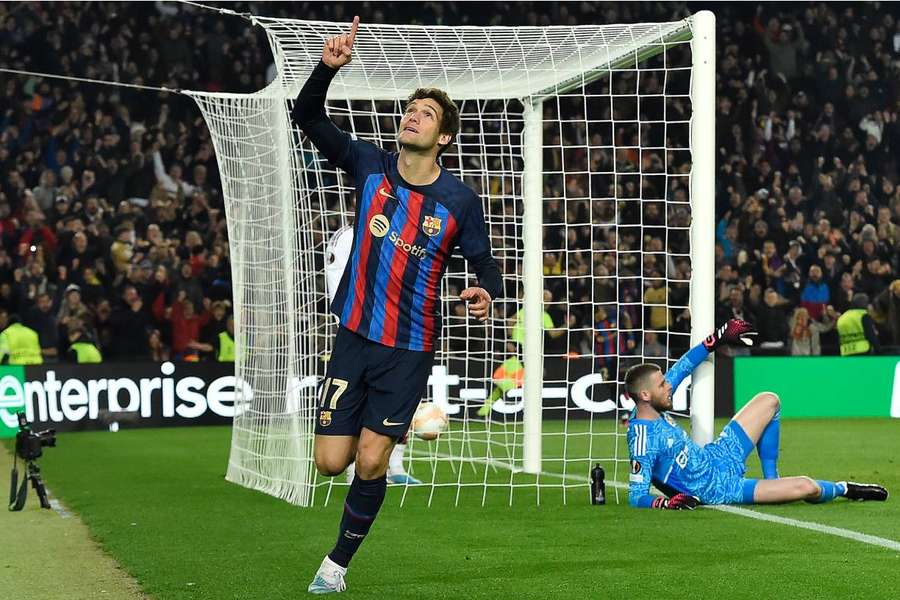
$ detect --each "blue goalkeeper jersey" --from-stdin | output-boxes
[626,344,721,507]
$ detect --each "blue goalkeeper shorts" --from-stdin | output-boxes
[700,421,759,504]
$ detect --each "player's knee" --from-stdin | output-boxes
[314,453,350,477]
[354,449,388,480]
[797,476,819,498]
[756,391,780,412]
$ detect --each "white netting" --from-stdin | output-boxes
[188,15,710,507]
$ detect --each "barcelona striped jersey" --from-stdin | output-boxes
[329,139,493,352]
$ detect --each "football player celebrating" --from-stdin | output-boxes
[293,17,501,593]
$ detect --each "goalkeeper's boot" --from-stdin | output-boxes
[477,403,491,417]
[842,481,888,502]
[308,556,347,594]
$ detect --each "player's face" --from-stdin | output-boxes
[398,99,450,153]
[648,371,673,412]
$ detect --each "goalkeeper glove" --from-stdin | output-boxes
[651,493,700,510]
[702,318,757,352]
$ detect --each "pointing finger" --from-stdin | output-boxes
[348,16,359,46]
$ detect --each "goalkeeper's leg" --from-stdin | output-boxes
[749,477,887,504]
[732,392,781,479]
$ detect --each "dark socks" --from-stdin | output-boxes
[328,474,387,568]
[757,409,780,479]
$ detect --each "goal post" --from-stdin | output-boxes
[521,99,543,475]
[187,11,716,506]
[688,10,716,446]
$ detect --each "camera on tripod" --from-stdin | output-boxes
[9,412,56,511]
[15,412,56,461]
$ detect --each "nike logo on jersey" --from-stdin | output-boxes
[382,418,405,427]
[378,188,398,200]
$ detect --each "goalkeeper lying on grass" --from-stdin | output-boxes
[625,319,888,509]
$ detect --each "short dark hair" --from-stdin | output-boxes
[406,88,459,156]
[624,363,661,400]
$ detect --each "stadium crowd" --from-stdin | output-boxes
[0,2,898,365]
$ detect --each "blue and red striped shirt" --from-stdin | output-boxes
[330,139,493,352]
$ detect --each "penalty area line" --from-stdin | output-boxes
[409,448,900,553]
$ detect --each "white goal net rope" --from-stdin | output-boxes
[187,14,713,507]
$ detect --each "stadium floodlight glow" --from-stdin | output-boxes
[187,11,715,507]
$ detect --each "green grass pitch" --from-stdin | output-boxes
[34,418,900,599]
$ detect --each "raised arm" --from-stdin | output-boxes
[290,17,359,168]
[665,319,757,392]
[663,343,710,393]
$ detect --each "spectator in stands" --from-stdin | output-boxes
[0,1,897,362]
[832,272,857,314]
[154,290,212,361]
[799,265,829,321]
[717,285,755,325]
[174,261,205,310]
[755,288,790,355]
[110,226,135,274]
[148,328,171,362]
[789,305,836,356]
[109,286,153,361]
[642,331,666,357]
[200,300,230,360]
[873,280,900,349]
[24,292,59,362]
[57,283,93,339]
[643,277,670,331]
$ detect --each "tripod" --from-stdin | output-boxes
[9,459,50,511]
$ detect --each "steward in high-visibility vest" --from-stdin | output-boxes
[837,294,878,356]
[67,329,103,363]
[216,316,235,362]
[217,330,235,362]
[837,309,869,355]
[0,318,43,365]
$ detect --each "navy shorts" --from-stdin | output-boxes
[315,326,435,439]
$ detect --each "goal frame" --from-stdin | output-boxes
[186,10,717,503]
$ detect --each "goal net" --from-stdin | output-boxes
[187,12,715,507]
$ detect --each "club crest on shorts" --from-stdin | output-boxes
[631,459,641,474]
[319,410,332,427]
[422,215,442,236]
